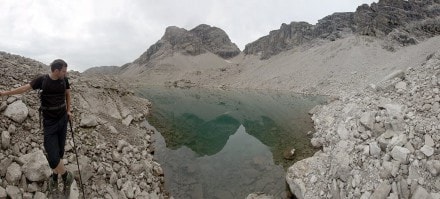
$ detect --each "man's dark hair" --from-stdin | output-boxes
[50,59,68,72]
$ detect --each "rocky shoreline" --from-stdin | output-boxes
[0,52,168,199]
[286,50,440,198]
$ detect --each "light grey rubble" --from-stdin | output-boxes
[286,50,440,198]
[0,52,169,199]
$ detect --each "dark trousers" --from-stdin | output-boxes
[43,112,67,169]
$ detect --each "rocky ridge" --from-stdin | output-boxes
[120,24,240,76]
[286,50,440,198]
[83,65,120,75]
[0,52,168,199]
[245,0,440,59]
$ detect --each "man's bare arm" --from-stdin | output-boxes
[65,89,71,111]
[0,84,32,96]
[65,89,72,119]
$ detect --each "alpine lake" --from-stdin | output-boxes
[136,86,327,199]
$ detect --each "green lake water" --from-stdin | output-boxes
[136,87,326,199]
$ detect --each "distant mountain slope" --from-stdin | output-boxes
[83,65,120,75]
[228,35,440,95]
[126,34,440,95]
[87,0,440,96]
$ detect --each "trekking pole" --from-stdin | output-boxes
[68,119,86,199]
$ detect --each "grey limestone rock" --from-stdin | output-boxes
[3,100,28,123]
[0,186,6,199]
[79,114,98,127]
[6,163,21,185]
[5,186,21,199]
[1,131,10,150]
[370,142,382,157]
[411,186,433,199]
[18,150,52,182]
[391,146,410,163]
[370,181,391,199]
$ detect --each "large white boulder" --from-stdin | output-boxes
[19,150,52,182]
[3,100,28,123]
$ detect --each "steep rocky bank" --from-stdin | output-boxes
[286,50,440,198]
[0,52,168,199]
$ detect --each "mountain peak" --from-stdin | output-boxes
[132,24,240,67]
[190,24,240,59]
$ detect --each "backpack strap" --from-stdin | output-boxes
[37,74,47,100]
[38,74,67,129]
[38,75,48,129]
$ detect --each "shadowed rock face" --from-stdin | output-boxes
[190,24,240,59]
[354,0,440,36]
[244,12,356,60]
[243,22,314,60]
[132,24,240,67]
[163,26,205,56]
[245,0,440,59]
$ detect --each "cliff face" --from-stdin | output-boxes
[131,24,240,67]
[190,24,240,59]
[243,22,314,59]
[243,12,356,59]
[355,0,440,36]
[244,0,440,59]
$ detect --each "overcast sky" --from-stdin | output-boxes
[0,0,377,72]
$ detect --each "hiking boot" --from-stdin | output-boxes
[48,177,58,193]
[63,171,74,194]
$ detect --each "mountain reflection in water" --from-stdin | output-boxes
[156,113,240,156]
[137,86,326,199]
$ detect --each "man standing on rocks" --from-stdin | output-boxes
[0,59,74,196]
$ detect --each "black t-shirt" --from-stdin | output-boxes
[30,74,70,119]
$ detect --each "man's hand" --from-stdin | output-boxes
[67,111,73,121]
